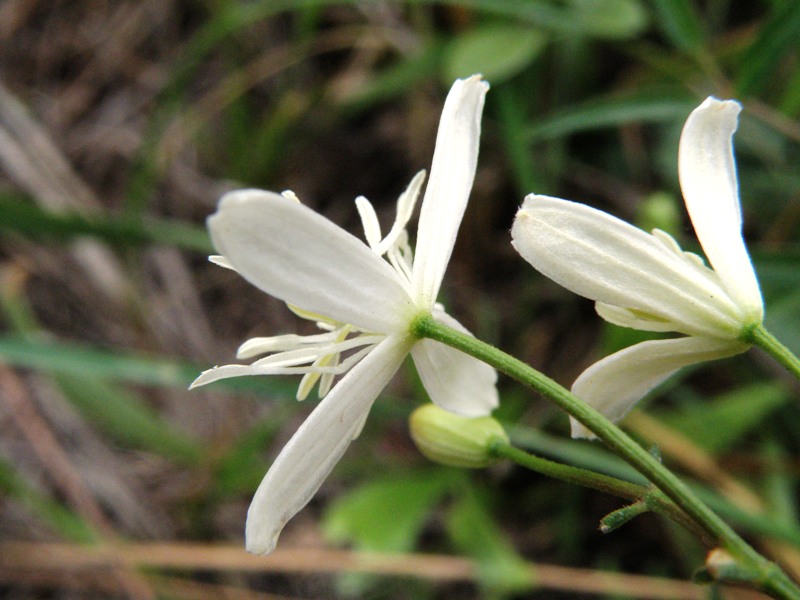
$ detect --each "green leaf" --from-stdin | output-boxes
[446,485,531,593]
[0,195,212,253]
[735,1,800,96]
[443,25,548,85]
[414,0,647,39]
[322,469,455,552]
[0,335,295,395]
[566,0,649,40]
[339,42,444,113]
[525,92,696,142]
[650,0,704,53]
[656,382,790,454]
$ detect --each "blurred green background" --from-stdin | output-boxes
[0,1,799,598]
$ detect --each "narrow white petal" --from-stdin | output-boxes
[208,190,413,333]
[511,195,743,338]
[412,76,489,307]
[570,336,748,439]
[679,97,763,321]
[410,311,498,417]
[244,335,410,554]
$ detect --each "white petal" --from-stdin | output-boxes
[595,303,678,333]
[679,97,763,321]
[245,335,410,554]
[412,75,489,307]
[209,255,234,270]
[511,195,743,338]
[569,336,748,439]
[410,310,498,417]
[208,190,413,333]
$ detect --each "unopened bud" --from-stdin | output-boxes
[409,404,509,468]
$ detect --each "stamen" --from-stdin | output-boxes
[387,247,414,286]
[249,334,384,369]
[356,196,382,250]
[296,325,351,400]
[287,304,339,328]
[236,330,343,359]
[375,170,426,256]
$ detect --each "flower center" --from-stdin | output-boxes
[233,177,426,400]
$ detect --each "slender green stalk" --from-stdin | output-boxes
[743,325,800,382]
[492,442,644,499]
[491,442,708,541]
[411,313,800,599]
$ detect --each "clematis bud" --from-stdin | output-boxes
[409,403,509,468]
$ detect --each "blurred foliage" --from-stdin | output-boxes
[0,1,799,598]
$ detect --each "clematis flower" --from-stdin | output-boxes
[192,76,498,553]
[511,97,763,439]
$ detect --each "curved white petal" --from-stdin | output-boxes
[412,75,489,308]
[410,310,498,417]
[208,190,413,333]
[679,97,763,321]
[569,336,748,439]
[511,195,743,338]
[245,335,411,554]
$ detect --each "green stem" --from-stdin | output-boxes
[492,442,643,499]
[743,325,800,382]
[411,314,800,599]
[491,442,709,541]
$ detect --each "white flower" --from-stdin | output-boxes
[511,97,763,439]
[192,76,498,553]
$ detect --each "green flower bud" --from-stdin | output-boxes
[409,404,509,468]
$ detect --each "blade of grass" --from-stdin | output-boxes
[735,1,800,97]
[650,0,704,54]
[0,335,295,396]
[524,92,696,142]
[0,456,96,543]
[0,195,212,254]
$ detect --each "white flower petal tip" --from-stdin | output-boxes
[243,336,409,555]
[568,337,748,439]
[412,75,489,307]
[679,97,763,323]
